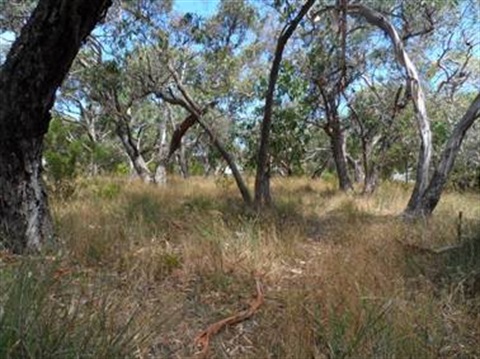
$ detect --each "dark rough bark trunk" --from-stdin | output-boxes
[254,0,316,208]
[0,0,111,253]
[0,139,53,252]
[405,94,480,217]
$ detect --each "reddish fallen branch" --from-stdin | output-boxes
[194,276,264,359]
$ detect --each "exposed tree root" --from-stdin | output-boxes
[194,276,264,359]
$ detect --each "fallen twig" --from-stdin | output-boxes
[194,276,264,359]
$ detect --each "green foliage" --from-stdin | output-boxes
[44,118,81,182]
[0,260,145,359]
[312,301,396,359]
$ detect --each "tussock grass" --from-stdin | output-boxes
[1,176,479,358]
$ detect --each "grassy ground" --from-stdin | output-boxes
[1,176,479,358]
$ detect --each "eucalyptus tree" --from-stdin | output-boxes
[0,0,112,253]
[344,0,480,215]
[254,0,317,207]
[346,78,413,193]
[105,0,259,201]
[300,1,374,192]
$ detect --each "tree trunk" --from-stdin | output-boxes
[0,0,111,253]
[116,121,153,183]
[254,0,316,208]
[195,116,253,206]
[362,141,379,194]
[347,155,364,183]
[331,126,353,191]
[405,94,480,217]
[363,164,379,194]
[177,138,190,179]
[162,66,252,205]
[154,119,169,185]
[347,4,432,213]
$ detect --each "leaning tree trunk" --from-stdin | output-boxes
[405,94,480,217]
[163,67,253,205]
[346,4,432,214]
[254,0,316,208]
[0,0,112,253]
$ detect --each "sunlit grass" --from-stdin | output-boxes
[1,176,479,358]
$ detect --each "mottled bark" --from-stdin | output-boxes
[0,0,111,253]
[405,94,480,217]
[363,165,379,194]
[177,140,190,179]
[347,156,364,183]
[254,0,316,208]
[330,125,353,191]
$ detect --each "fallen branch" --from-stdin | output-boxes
[395,239,462,255]
[194,276,264,359]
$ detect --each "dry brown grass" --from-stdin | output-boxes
[1,176,479,358]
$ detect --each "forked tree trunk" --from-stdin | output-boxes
[254,0,316,208]
[0,0,112,253]
[405,94,480,217]
[116,121,153,183]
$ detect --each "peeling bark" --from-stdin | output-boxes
[0,0,112,253]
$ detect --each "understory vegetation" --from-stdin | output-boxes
[1,176,479,358]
